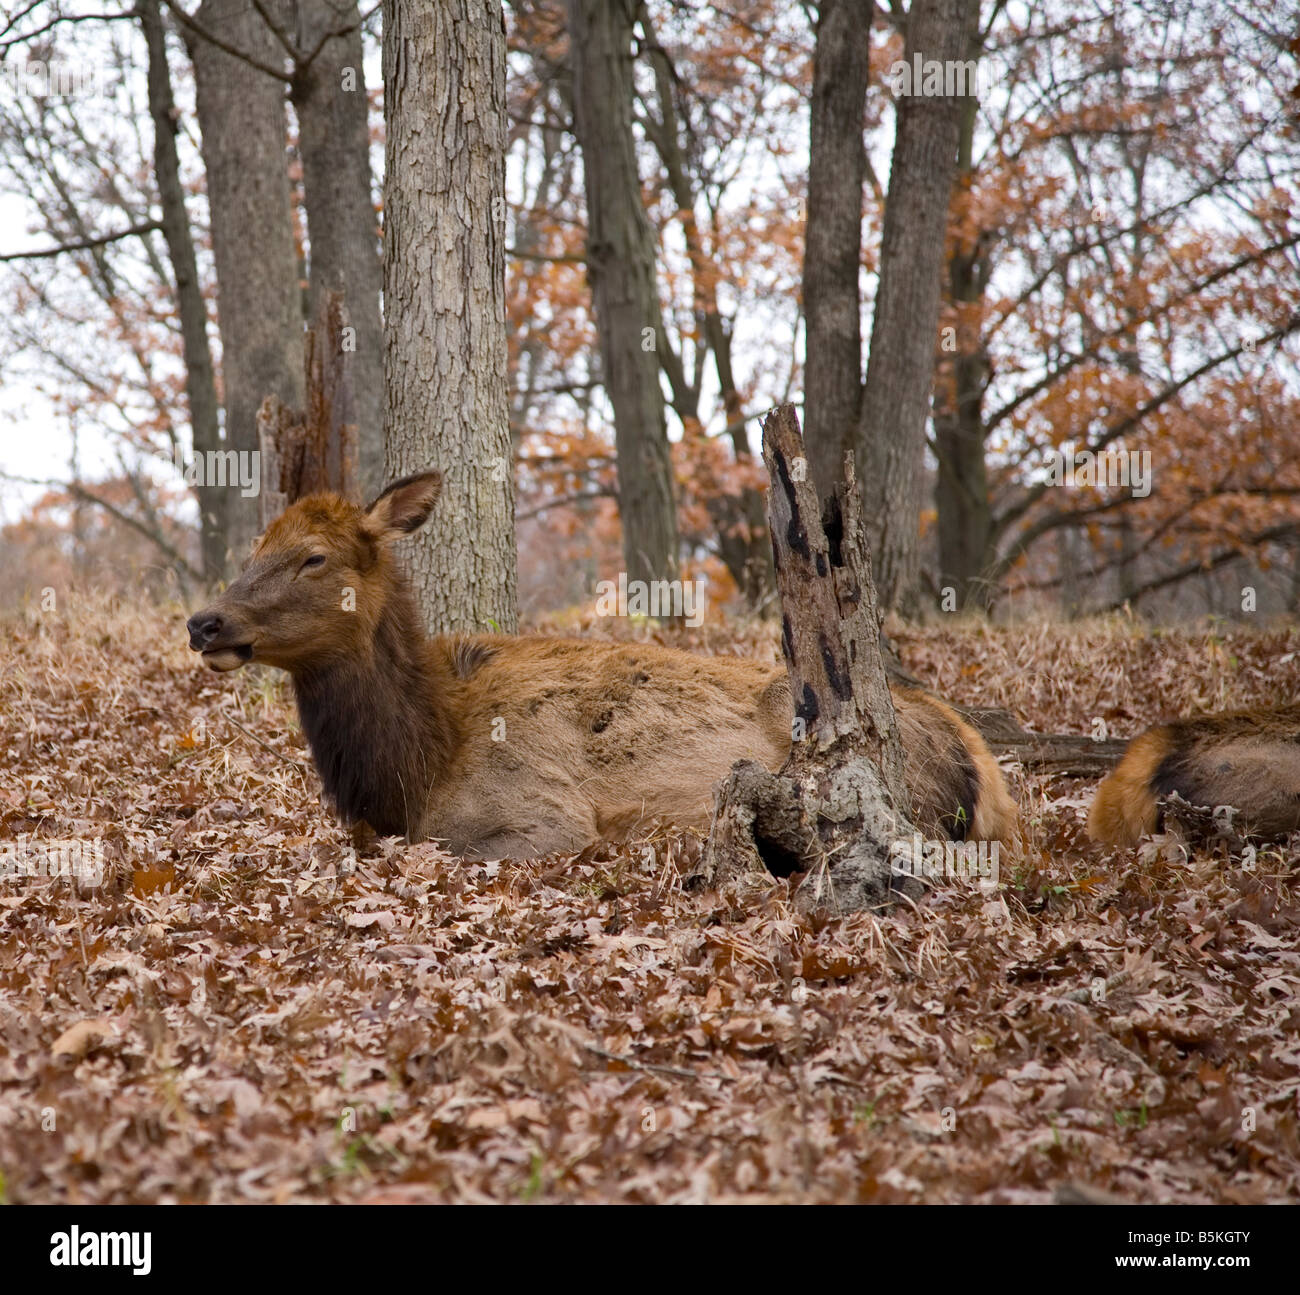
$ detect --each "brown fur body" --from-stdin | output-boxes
[399,637,1016,856]
[187,477,1018,858]
[1088,706,1300,846]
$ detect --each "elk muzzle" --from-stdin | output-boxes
[186,607,255,672]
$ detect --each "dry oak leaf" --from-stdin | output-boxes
[345,910,397,930]
[50,1016,119,1061]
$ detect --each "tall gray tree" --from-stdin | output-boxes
[566,0,679,588]
[802,0,873,504]
[932,57,989,609]
[855,0,979,612]
[290,0,385,501]
[186,0,305,569]
[637,5,773,607]
[382,0,517,633]
[141,0,225,583]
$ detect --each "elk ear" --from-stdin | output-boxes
[362,472,442,544]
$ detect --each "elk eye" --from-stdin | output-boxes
[300,554,326,572]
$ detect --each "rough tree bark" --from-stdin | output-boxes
[141,0,226,584]
[567,0,680,587]
[855,0,979,612]
[704,404,920,913]
[187,0,305,571]
[291,0,385,502]
[802,0,872,504]
[382,0,517,634]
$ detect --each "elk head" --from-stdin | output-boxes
[186,472,442,674]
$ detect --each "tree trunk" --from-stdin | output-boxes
[934,87,993,611]
[141,0,226,584]
[856,0,979,612]
[291,0,385,502]
[566,0,680,588]
[1117,509,1140,607]
[187,0,305,571]
[382,0,517,634]
[1289,530,1300,615]
[704,404,918,913]
[640,18,773,609]
[1056,522,1082,618]
[802,0,872,504]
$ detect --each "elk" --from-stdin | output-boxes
[1088,706,1300,846]
[187,474,1018,859]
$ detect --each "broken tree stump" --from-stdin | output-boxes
[703,403,919,912]
[257,290,360,528]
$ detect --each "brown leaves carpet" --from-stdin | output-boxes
[1,602,1297,1202]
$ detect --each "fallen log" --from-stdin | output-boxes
[950,705,1128,778]
[881,658,1128,778]
[983,732,1127,779]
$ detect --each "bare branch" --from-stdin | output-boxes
[298,0,383,73]
[1092,523,1300,612]
[516,489,615,522]
[0,7,132,52]
[507,245,584,264]
[0,472,201,583]
[159,0,291,82]
[0,220,161,262]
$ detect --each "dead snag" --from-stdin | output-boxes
[257,290,360,528]
[704,403,919,912]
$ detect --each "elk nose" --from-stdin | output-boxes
[187,611,223,651]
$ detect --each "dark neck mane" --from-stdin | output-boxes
[292,584,455,838]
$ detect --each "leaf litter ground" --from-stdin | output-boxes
[1,599,1297,1203]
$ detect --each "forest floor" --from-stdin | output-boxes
[1,596,1298,1203]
